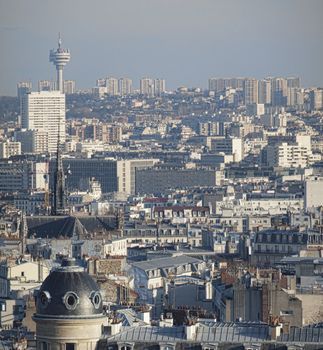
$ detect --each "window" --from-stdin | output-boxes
[41,342,48,350]
[66,344,75,350]
[280,310,293,316]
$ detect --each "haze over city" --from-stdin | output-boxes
[2,1,323,349]
[1,0,323,95]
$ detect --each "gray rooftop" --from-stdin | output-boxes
[131,255,204,272]
[106,323,270,343]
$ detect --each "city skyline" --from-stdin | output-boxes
[1,0,323,95]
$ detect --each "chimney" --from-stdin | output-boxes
[159,312,174,327]
[137,305,151,324]
[205,280,213,300]
[270,323,283,340]
[110,319,122,335]
[185,321,197,340]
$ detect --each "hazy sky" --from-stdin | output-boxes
[1,0,323,95]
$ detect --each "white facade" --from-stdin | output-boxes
[267,142,314,168]
[118,78,132,95]
[21,91,65,153]
[0,259,50,298]
[244,78,258,105]
[314,89,323,110]
[103,238,127,257]
[38,80,56,92]
[140,78,155,96]
[63,80,76,94]
[92,86,107,98]
[305,178,323,209]
[0,141,21,158]
[211,137,243,162]
[154,79,166,96]
[15,129,49,154]
[106,77,119,95]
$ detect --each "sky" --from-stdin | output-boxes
[0,0,323,96]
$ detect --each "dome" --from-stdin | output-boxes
[35,259,103,318]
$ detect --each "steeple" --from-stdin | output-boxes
[19,211,28,254]
[52,132,67,215]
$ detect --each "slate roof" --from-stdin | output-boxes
[279,326,323,343]
[131,255,203,272]
[106,323,270,343]
[116,309,147,327]
[26,215,116,238]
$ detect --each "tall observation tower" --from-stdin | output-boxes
[49,34,70,93]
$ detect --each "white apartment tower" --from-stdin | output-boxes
[244,78,258,105]
[154,79,166,96]
[17,82,32,99]
[38,80,56,92]
[258,79,271,104]
[21,91,65,153]
[106,77,119,95]
[63,80,76,94]
[140,78,155,97]
[118,78,132,95]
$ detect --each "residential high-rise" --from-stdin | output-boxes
[271,77,288,106]
[287,77,300,88]
[17,82,32,100]
[106,77,119,95]
[208,78,225,93]
[244,78,258,105]
[258,79,271,104]
[208,77,246,93]
[154,79,166,96]
[96,78,106,87]
[49,34,71,93]
[63,80,76,94]
[313,89,323,110]
[118,78,132,96]
[38,80,56,92]
[140,77,154,96]
[21,91,65,153]
[287,88,304,108]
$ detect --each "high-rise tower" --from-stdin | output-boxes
[49,34,71,93]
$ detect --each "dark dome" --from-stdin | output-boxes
[35,259,103,318]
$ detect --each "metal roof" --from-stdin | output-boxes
[131,255,204,272]
[106,323,270,343]
[279,326,323,343]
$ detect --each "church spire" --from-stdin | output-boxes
[52,128,67,215]
[19,211,28,254]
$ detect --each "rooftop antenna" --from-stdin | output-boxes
[58,32,62,49]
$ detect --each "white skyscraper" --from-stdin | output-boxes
[140,77,154,96]
[154,79,166,96]
[244,78,258,105]
[106,77,119,95]
[21,91,65,153]
[63,80,76,94]
[38,80,56,92]
[118,78,133,95]
[17,82,32,99]
[258,79,271,104]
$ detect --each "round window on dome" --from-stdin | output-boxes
[63,292,79,310]
[40,291,51,307]
[90,291,102,309]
